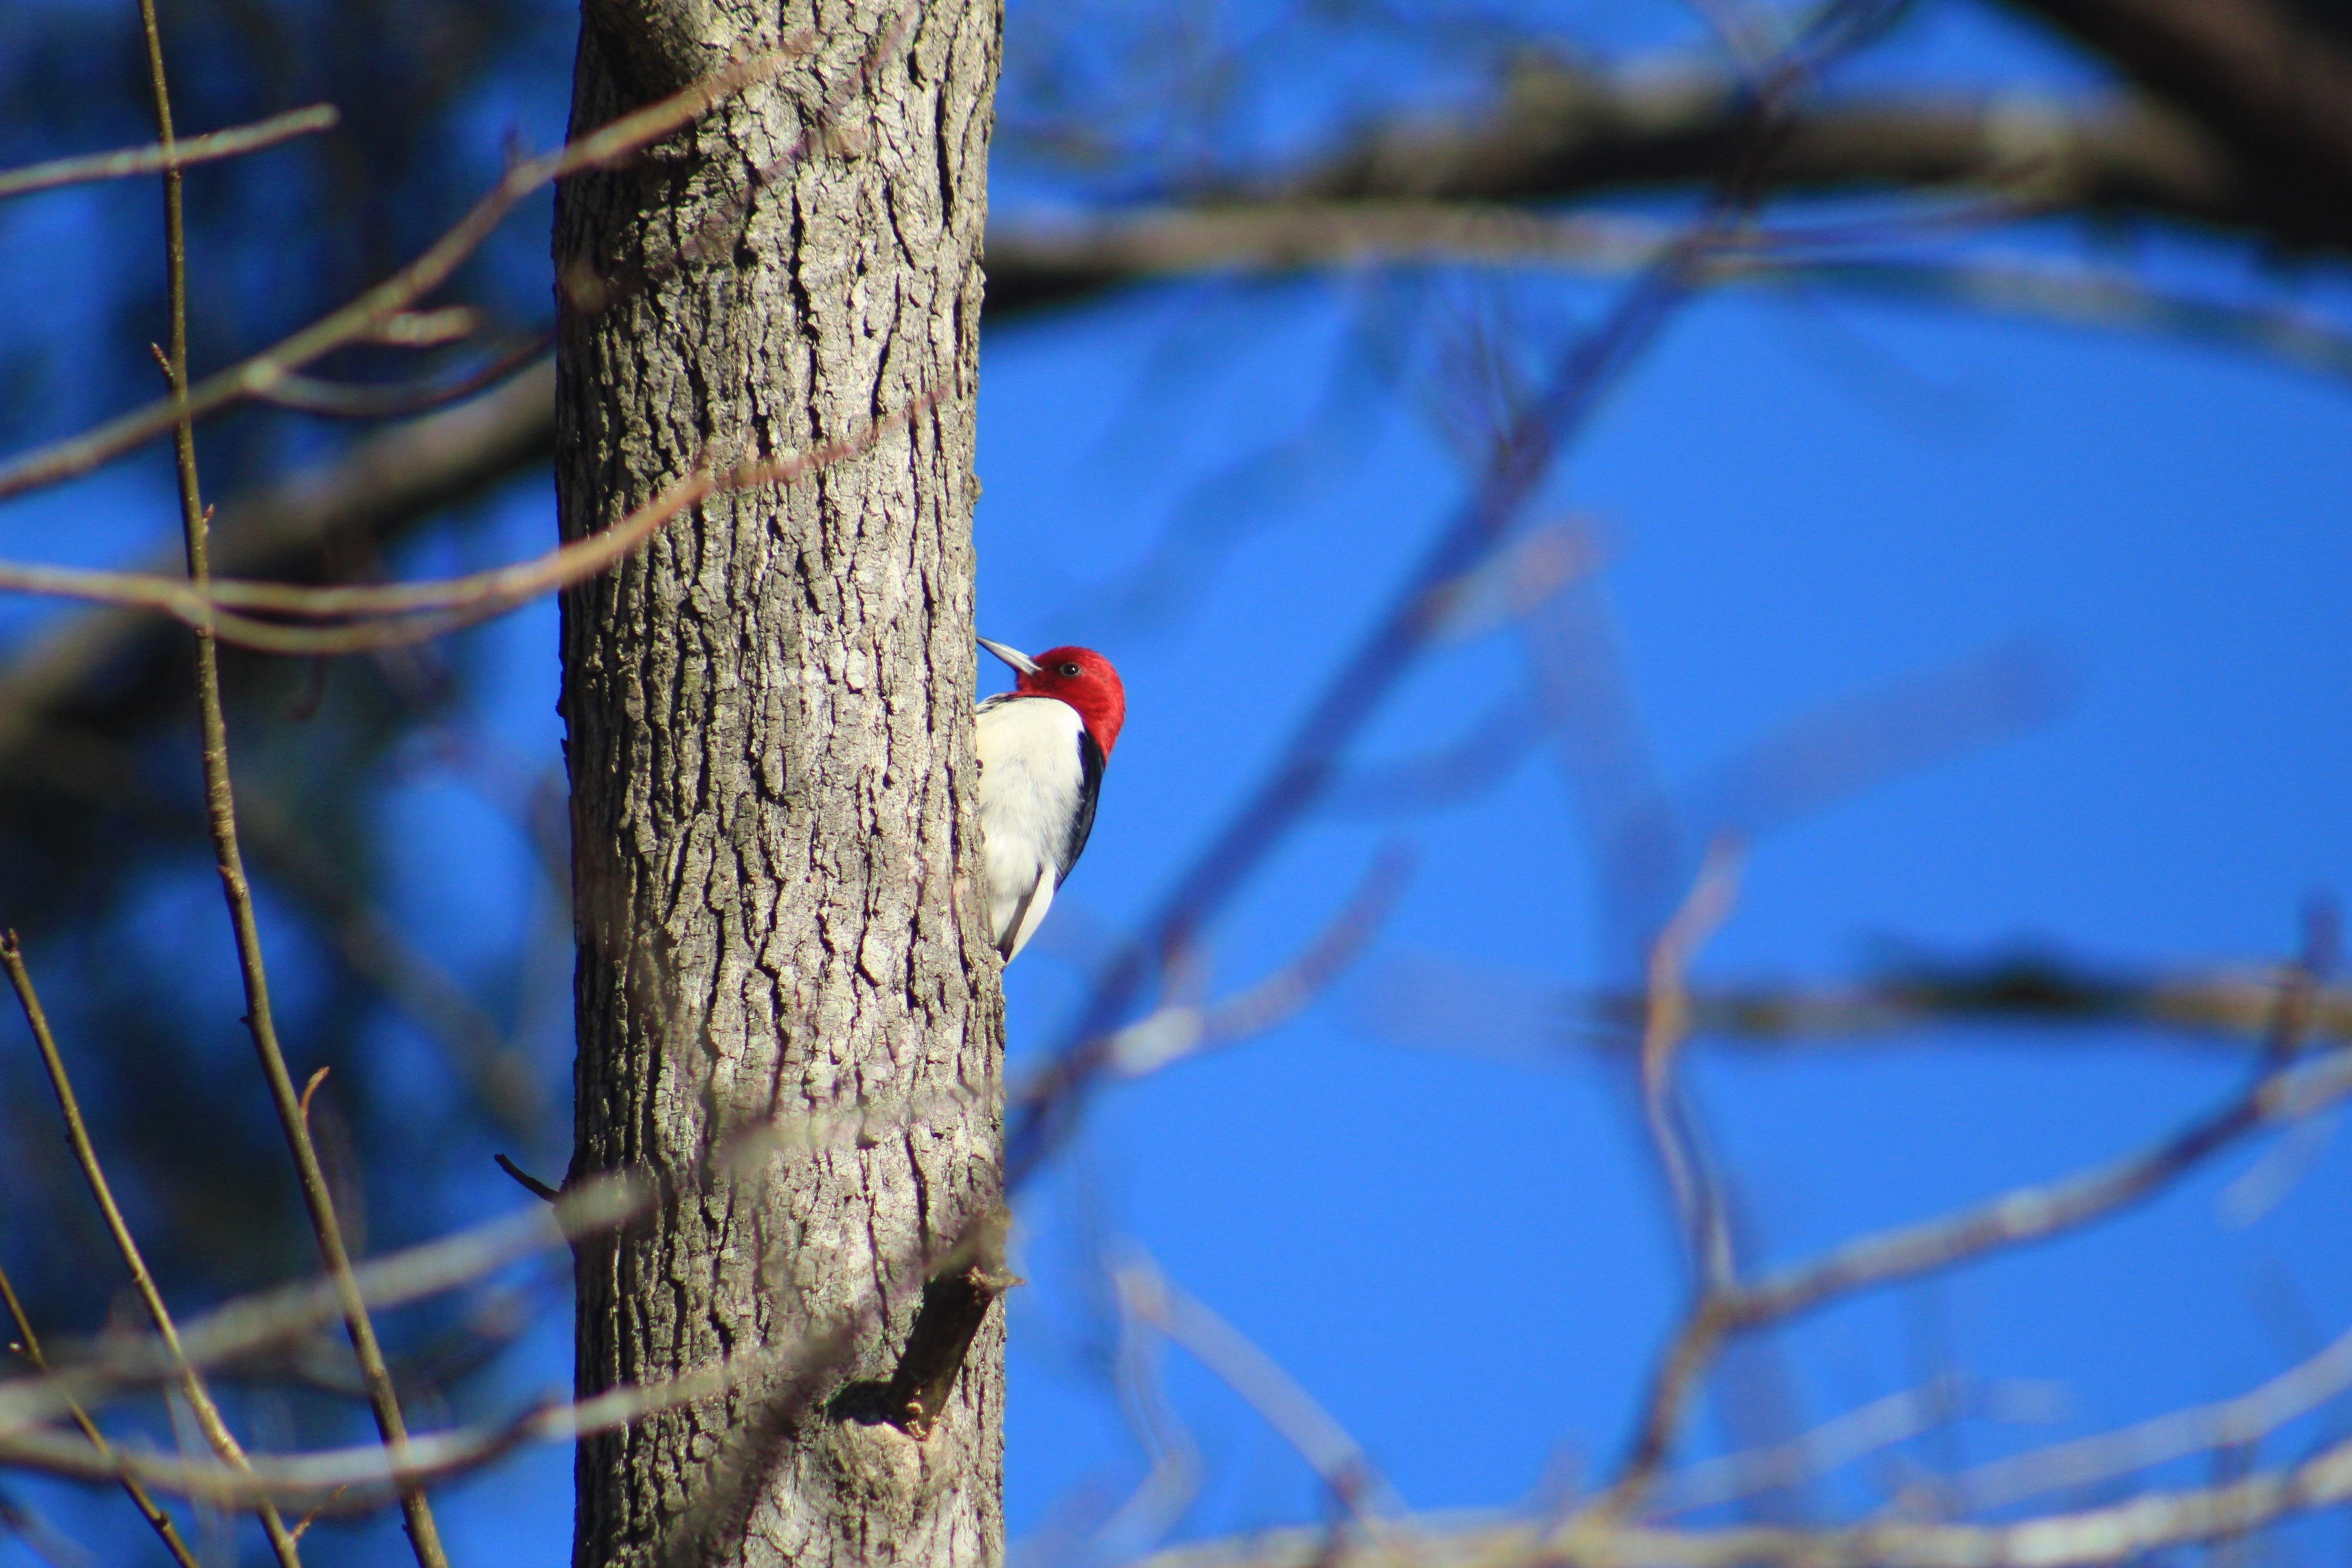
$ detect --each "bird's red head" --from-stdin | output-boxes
[981,639,1126,757]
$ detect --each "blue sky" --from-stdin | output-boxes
[2,1,2350,1563]
[974,260,2351,1542]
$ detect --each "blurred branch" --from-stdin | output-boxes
[1121,1423,2352,1566]
[1653,1373,1983,1517]
[1090,1268,1206,1561]
[993,206,2352,379]
[1359,950,2352,1069]
[1104,847,1414,1078]
[1655,964,2352,1050]
[0,48,781,502]
[0,359,553,770]
[245,333,551,420]
[1117,1255,1404,1524]
[1318,691,1542,816]
[0,1490,88,1568]
[2001,0,2352,217]
[235,790,550,1140]
[0,1238,1392,1522]
[9,75,2348,804]
[0,721,552,1142]
[1749,256,2352,382]
[0,392,931,654]
[0,1262,205,1568]
[1638,843,1745,1291]
[987,67,2313,325]
[1605,1041,2352,1510]
[0,1174,1000,1513]
[1956,1316,2352,1510]
[0,103,338,202]
[0,1088,973,1437]
[1,932,306,1566]
[1006,77,1773,1178]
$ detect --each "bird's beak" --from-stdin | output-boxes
[977,636,1040,676]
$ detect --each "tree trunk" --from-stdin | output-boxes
[552,2,1004,1565]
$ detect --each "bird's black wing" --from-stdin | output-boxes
[1054,727,1105,887]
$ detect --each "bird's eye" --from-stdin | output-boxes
[1058,662,1081,678]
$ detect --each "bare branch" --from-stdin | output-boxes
[130,5,442,1547]
[866,1213,1021,1440]
[1358,947,2352,1075]
[0,104,339,202]
[243,333,550,420]
[992,206,2352,380]
[1007,115,1768,1182]
[0,1089,969,1437]
[493,1154,560,1204]
[1105,847,1414,1078]
[1638,842,1745,1290]
[2002,0,2352,219]
[1,932,306,1566]
[1666,965,2352,1051]
[0,359,552,771]
[0,1262,204,1568]
[1734,1044,2352,1325]
[1956,1318,2352,1510]
[1606,1042,2352,1507]
[1654,1375,1986,1517]
[235,788,550,1139]
[1118,1255,1405,1524]
[1088,1275,1206,1562]
[0,392,931,653]
[0,48,785,502]
[987,71,2296,324]
[1119,1428,2352,1566]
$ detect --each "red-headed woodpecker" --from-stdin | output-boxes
[976,636,1125,963]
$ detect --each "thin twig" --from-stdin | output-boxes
[0,47,786,502]
[1118,1256,1404,1525]
[1653,1375,1984,1517]
[0,396,930,654]
[238,787,547,1138]
[989,206,2352,382]
[1104,847,1415,1078]
[0,104,338,202]
[129,6,446,1561]
[0,1182,1003,1512]
[1956,1318,2352,1510]
[1,932,303,1567]
[0,1262,203,1568]
[1739,1047,2352,1322]
[0,357,554,768]
[1602,1041,2352,1512]
[1638,841,1745,1291]
[0,1091,970,1436]
[245,332,551,419]
[1112,1426,2352,1567]
[1088,1282,1206,1563]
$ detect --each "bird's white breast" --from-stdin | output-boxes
[976,696,1086,959]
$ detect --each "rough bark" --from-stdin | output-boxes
[552,2,1004,1566]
